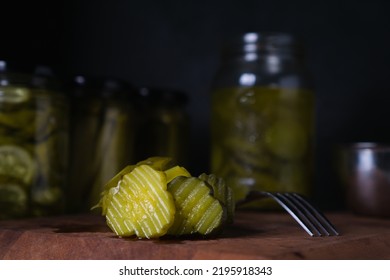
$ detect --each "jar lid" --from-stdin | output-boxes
[69,75,135,99]
[0,60,34,87]
[0,59,61,90]
[31,65,61,90]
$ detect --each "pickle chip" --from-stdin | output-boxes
[167,176,224,236]
[104,165,176,239]
[0,145,35,185]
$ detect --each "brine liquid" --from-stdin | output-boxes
[211,86,314,208]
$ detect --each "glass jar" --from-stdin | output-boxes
[135,87,190,166]
[210,32,315,208]
[0,61,69,219]
[67,76,136,213]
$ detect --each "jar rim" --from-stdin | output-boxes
[343,142,390,151]
[221,32,304,56]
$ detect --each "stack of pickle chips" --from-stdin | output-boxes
[93,157,235,239]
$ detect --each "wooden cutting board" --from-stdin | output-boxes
[1,211,390,260]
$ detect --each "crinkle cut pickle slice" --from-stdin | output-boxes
[167,176,225,236]
[104,164,176,239]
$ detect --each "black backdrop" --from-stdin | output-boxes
[3,0,390,210]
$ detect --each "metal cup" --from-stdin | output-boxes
[338,142,390,218]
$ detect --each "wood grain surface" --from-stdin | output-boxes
[1,211,389,260]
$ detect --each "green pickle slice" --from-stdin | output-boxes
[104,164,176,239]
[167,176,224,236]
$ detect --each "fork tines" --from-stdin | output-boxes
[272,192,339,237]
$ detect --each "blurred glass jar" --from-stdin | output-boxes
[135,87,190,166]
[210,32,315,208]
[67,76,135,213]
[0,60,69,219]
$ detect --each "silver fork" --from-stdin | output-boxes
[237,190,339,237]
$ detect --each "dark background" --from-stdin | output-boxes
[3,0,390,210]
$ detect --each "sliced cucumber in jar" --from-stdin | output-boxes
[0,86,30,104]
[0,145,35,185]
[264,120,307,160]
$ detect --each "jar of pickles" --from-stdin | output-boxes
[210,33,315,208]
[0,61,69,219]
[134,87,190,166]
[67,76,136,213]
